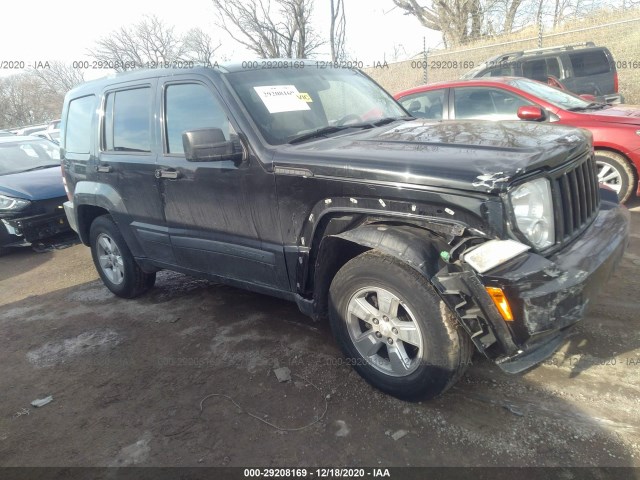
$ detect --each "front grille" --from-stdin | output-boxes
[552,154,600,245]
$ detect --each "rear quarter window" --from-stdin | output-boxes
[65,95,95,154]
[569,50,610,76]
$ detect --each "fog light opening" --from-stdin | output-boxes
[486,287,514,322]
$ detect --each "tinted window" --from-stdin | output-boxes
[515,58,562,81]
[398,90,445,119]
[569,51,610,76]
[523,59,548,82]
[481,66,515,77]
[104,87,151,152]
[546,58,561,78]
[165,83,229,154]
[454,87,532,120]
[66,95,94,154]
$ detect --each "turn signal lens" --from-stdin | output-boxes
[486,287,514,322]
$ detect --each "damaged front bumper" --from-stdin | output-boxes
[433,200,629,373]
[2,209,70,243]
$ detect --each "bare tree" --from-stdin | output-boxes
[392,0,531,46]
[0,74,62,128]
[29,61,85,96]
[89,15,221,71]
[500,0,526,32]
[392,0,481,47]
[183,28,222,65]
[211,0,324,58]
[330,0,346,61]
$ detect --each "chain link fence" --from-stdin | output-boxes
[366,7,640,104]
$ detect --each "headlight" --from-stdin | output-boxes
[510,178,555,250]
[0,194,31,211]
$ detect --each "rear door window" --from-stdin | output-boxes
[522,57,562,81]
[398,89,445,119]
[103,87,152,152]
[522,59,548,82]
[546,58,561,78]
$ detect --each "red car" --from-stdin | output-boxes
[395,77,640,202]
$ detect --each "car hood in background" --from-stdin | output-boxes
[0,166,65,201]
[579,105,640,125]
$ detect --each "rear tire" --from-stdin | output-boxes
[328,250,472,401]
[89,215,156,298]
[595,150,636,203]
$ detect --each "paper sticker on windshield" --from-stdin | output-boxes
[254,85,310,113]
[297,92,313,102]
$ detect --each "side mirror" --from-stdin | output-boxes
[182,128,243,163]
[517,105,547,122]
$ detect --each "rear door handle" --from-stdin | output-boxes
[96,164,112,173]
[155,168,181,179]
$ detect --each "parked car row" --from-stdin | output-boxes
[395,77,640,203]
[9,119,61,144]
[0,136,69,255]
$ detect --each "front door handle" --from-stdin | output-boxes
[96,164,112,173]
[155,168,181,180]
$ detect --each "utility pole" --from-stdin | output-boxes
[423,36,428,84]
[537,2,543,48]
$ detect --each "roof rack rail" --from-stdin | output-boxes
[488,42,597,62]
[521,41,596,55]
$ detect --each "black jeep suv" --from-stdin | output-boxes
[462,42,623,104]
[61,62,629,399]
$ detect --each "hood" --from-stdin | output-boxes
[578,104,640,125]
[0,166,65,201]
[276,120,590,193]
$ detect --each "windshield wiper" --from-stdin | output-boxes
[288,125,350,144]
[567,102,607,112]
[21,164,59,172]
[372,116,414,126]
[288,116,414,144]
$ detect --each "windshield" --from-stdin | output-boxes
[508,78,593,110]
[0,138,60,176]
[225,67,408,145]
[461,64,486,79]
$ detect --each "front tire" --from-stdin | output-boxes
[595,150,636,203]
[89,215,156,298]
[328,251,472,400]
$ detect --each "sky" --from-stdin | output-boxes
[0,0,442,79]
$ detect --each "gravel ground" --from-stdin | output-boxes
[0,200,639,468]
